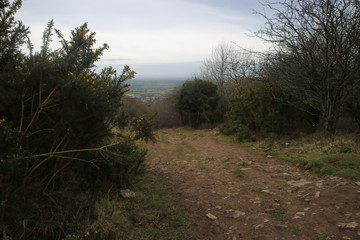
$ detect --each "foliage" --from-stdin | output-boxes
[234,123,252,141]
[0,4,154,239]
[198,42,259,119]
[232,168,246,178]
[257,0,360,133]
[0,0,29,72]
[176,78,219,128]
[219,119,243,136]
[221,80,308,139]
[130,115,157,143]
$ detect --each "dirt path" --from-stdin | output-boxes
[146,128,360,240]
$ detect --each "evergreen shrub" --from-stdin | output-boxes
[0,2,154,238]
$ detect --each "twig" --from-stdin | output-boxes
[20,141,125,160]
[23,87,57,137]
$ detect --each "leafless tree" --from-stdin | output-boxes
[200,42,233,98]
[200,42,258,100]
[257,0,360,133]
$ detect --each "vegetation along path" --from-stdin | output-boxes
[146,128,360,240]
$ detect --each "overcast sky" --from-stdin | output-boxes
[17,0,268,79]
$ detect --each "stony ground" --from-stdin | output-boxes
[146,128,360,240]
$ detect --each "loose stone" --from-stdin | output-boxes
[254,224,264,230]
[232,210,246,219]
[206,213,218,220]
[337,222,358,229]
[120,189,136,198]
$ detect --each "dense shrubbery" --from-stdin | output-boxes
[0,2,153,239]
[176,78,219,128]
[220,80,311,140]
[205,0,360,138]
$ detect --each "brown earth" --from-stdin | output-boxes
[146,128,360,240]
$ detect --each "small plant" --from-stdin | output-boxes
[252,188,263,193]
[130,115,157,143]
[268,209,287,222]
[232,168,246,178]
[290,225,303,236]
[226,205,241,211]
[172,213,189,228]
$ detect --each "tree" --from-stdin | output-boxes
[201,42,257,98]
[257,0,360,133]
[199,42,257,119]
[176,79,219,128]
[201,42,232,98]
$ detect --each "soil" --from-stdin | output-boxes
[146,128,360,240]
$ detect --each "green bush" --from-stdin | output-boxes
[219,119,243,136]
[130,115,157,143]
[221,80,310,140]
[0,3,153,239]
[176,78,219,128]
[235,123,252,141]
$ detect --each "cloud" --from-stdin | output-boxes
[17,0,268,78]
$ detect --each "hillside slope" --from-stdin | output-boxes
[147,128,360,240]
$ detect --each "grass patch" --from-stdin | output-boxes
[180,141,197,153]
[91,174,188,240]
[252,188,263,194]
[269,152,360,180]
[226,205,241,211]
[222,133,360,181]
[199,165,210,171]
[216,134,239,146]
[175,145,186,157]
[232,168,246,178]
[290,225,303,236]
[267,209,287,222]
[158,131,170,144]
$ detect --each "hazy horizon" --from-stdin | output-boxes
[18,0,269,79]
